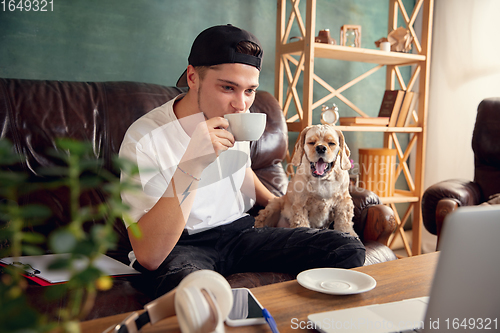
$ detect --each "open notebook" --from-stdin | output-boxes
[308,205,500,332]
[1,253,139,286]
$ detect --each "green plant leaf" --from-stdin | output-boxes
[1,307,39,332]
[22,244,45,256]
[43,283,69,301]
[72,240,96,257]
[0,290,40,332]
[0,139,24,166]
[71,266,102,285]
[90,224,117,249]
[79,159,104,171]
[127,221,142,239]
[55,138,93,155]
[21,232,46,244]
[79,176,103,190]
[0,136,136,330]
[38,166,70,177]
[113,156,140,175]
[49,229,77,253]
[18,204,52,220]
[0,171,28,185]
[47,257,71,270]
[75,206,95,222]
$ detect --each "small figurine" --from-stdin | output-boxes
[315,29,336,45]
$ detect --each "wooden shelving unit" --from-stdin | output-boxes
[280,41,426,65]
[274,0,434,256]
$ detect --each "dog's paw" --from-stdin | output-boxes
[254,211,267,228]
[254,219,264,228]
[290,217,311,228]
[347,229,359,238]
[338,225,359,238]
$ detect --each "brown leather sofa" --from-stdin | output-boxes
[422,97,500,246]
[0,78,397,320]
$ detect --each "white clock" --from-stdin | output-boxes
[320,104,339,125]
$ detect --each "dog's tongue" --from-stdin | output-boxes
[315,159,328,175]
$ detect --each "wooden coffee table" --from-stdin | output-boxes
[80,252,439,333]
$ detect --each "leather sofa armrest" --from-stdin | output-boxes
[363,205,397,246]
[349,186,396,246]
[422,179,482,236]
[435,198,459,247]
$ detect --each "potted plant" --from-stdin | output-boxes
[0,138,139,333]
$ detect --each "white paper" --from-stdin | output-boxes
[0,253,140,284]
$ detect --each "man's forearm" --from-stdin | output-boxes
[128,165,201,271]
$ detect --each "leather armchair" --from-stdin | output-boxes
[0,78,396,319]
[422,98,500,245]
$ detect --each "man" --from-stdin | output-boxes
[119,24,365,297]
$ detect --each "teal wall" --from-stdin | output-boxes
[0,0,277,90]
[0,0,414,164]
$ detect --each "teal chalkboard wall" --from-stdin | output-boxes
[0,0,414,165]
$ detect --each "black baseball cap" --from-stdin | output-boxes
[176,24,263,87]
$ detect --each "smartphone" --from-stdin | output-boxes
[225,288,267,327]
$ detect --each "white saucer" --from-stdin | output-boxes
[297,268,376,295]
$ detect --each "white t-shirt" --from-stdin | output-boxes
[119,95,254,234]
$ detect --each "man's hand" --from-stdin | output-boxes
[181,117,235,172]
[206,117,235,156]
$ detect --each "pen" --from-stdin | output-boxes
[262,308,280,333]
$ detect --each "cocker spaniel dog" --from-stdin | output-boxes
[255,124,357,237]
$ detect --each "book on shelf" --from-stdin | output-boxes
[402,92,419,127]
[378,90,406,127]
[396,91,416,127]
[339,117,389,126]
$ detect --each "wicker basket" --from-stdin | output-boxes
[358,148,397,197]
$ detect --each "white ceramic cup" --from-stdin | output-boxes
[380,41,391,52]
[224,113,266,141]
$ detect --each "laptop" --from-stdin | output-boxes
[308,205,500,332]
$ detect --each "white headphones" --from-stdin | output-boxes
[110,270,233,333]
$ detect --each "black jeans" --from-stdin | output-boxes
[134,215,365,298]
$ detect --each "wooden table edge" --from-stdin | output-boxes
[80,252,440,333]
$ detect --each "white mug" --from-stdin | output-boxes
[224,113,266,141]
[380,41,391,52]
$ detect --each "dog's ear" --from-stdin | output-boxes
[336,129,352,170]
[291,126,312,167]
